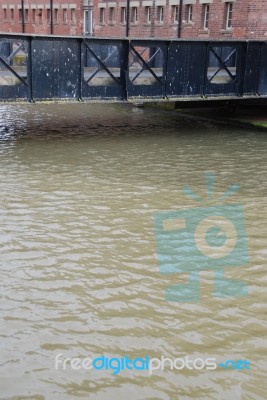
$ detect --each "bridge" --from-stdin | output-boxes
[0,33,266,103]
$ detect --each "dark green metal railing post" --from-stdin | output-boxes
[126,0,130,37]
[21,0,25,33]
[178,0,183,38]
[50,0,54,34]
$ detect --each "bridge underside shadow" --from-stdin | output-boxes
[0,34,267,103]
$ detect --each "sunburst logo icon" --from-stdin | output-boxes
[153,172,249,302]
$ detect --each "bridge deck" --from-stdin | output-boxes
[0,34,266,102]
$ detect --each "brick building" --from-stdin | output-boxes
[0,0,267,39]
[0,1,84,35]
[93,0,267,39]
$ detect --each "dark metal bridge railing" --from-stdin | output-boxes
[0,34,266,102]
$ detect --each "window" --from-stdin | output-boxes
[109,7,115,22]
[10,8,14,21]
[54,8,58,23]
[71,8,76,23]
[173,6,179,23]
[84,10,89,32]
[47,9,51,22]
[121,7,126,23]
[145,6,151,23]
[157,6,164,23]
[226,2,233,29]
[203,4,209,29]
[84,9,93,34]
[3,8,7,20]
[186,4,193,23]
[63,8,67,23]
[32,9,36,23]
[131,7,138,23]
[25,8,29,22]
[19,9,22,22]
[100,8,105,23]
[38,9,42,23]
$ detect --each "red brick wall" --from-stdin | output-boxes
[92,0,267,40]
[1,0,267,40]
[0,0,83,35]
[245,1,267,39]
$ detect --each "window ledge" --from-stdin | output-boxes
[221,29,233,34]
[108,22,116,25]
[183,22,194,27]
[199,29,210,34]
[144,23,151,26]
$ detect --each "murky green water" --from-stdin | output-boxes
[0,103,266,400]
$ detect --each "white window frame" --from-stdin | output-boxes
[173,5,178,23]
[121,7,126,23]
[99,7,105,23]
[203,4,209,29]
[131,7,138,23]
[158,6,164,23]
[63,8,67,23]
[226,2,233,29]
[187,4,193,23]
[25,8,29,22]
[84,10,89,32]
[84,4,93,35]
[145,6,151,23]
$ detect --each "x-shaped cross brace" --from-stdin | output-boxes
[208,47,237,83]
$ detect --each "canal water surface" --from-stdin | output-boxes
[0,103,266,400]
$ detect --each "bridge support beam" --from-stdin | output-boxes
[0,34,267,103]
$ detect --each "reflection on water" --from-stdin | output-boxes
[0,103,266,400]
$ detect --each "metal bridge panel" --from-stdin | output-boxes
[166,42,206,98]
[0,38,30,101]
[258,43,267,95]
[127,41,167,100]
[31,40,55,99]
[204,43,244,97]
[57,40,81,99]
[32,39,81,100]
[243,43,261,96]
[82,39,127,100]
